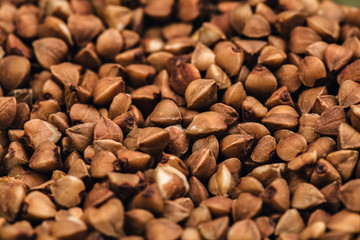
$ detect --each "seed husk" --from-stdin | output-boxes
[262,178,290,212]
[0,220,34,240]
[298,86,328,114]
[232,193,262,221]
[144,0,174,21]
[251,164,286,187]
[67,14,104,46]
[350,104,360,132]
[343,36,360,59]
[137,127,169,154]
[310,158,341,188]
[126,64,156,88]
[201,196,232,217]
[265,86,294,109]
[307,15,340,41]
[218,158,242,182]
[89,151,118,178]
[38,16,73,45]
[321,181,341,212]
[125,209,154,236]
[237,122,270,143]
[163,198,194,223]
[208,164,236,197]
[186,111,227,138]
[250,135,276,164]
[148,99,182,127]
[198,22,226,47]
[338,123,360,150]
[94,117,123,143]
[0,97,17,130]
[275,209,305,235]
[154,70,186,107]
[315,106,346,136]
[327,210,360,233]
[170,63,201,96]
[242,14,271,38]
[155,165,189,200]
[312,95,338,115]
[24,119,62,148]
[307,209,331,225]
[291,183,326,210]
[222,82,247,112]
[205,64,231,90]
[325,44,352,72]
[0,177,27,222]
[228,219,261,240]
[93,77,126,106]
[338,179,360,212]
[108,93,132,120]
[262,105,299,131]
[96,29,124,60]
[51,62,81,87]
[298,113,320,143]
[258,45,287,69]
[186,148,216,182]
[0,56,31,91]
[268,35,287,51]
[30,99,61,121]
[23,191,56,220]
[210,103,239,127]
[147,51,174,72]
[299,56,327,87]
[116,149,152,173]
[288,151,317,177]
[163,37,194,55]
[66,122,96,152]
[191,42,215,72]
[42,79,64,106]
[129,184,164,215]
[276,133,307,162]
[2,141,29,171]
[214,41,243,77]
[33,37,68,69]
[146,218,182,240]
[232,176,264,199]
[275,9,305,36]
[186,205,211,228]
[6,33,33,59]
[338,80,360,108]
[229,2,252,34]
[165,126,189,157]
[50,175,85,208]
[188,176,209,206]
[182,228,202,240]
[69,103,100,124]
[199,216,229,240]
[158,153,189,177]
[220,134,254,159]
[337,59,360,85]
[242,96,268,122]
[84,198,125,238]
[326,150,358,181]
[289,26,321,54]
[29,141,61,173]
[50,216,88,239]
[307,136,336,159]
[245,65,277,99]
[306,41,328,61]
[185,79,217,110]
